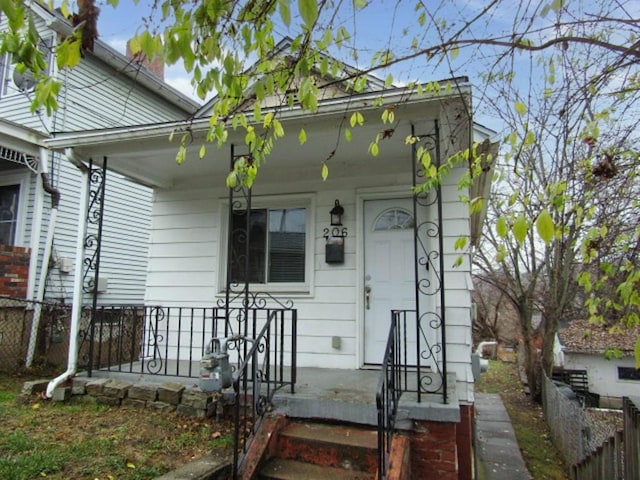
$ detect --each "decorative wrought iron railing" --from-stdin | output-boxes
[83,303,296,380]
[376,312,403,480]
[376,308,447,479]
[231,308,297,479]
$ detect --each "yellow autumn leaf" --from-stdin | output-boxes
[515,101,527,115]
[536,209,555,244]
[127,462,136,469]
[321,163,329,181]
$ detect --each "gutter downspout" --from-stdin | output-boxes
[46,148,89,397]
[26,157,45,303]
[25,148,61,367]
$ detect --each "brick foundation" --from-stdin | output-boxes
[411,420,458,480]
[0,245,30,298]
[457,404,474,480]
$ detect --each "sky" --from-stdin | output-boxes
[91,0,513,131]
[95,0,200,100]
[87,0,637,138]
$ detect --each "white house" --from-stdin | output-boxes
[555,319,640,408]
[0,3,198,367]
[47,73,495,477]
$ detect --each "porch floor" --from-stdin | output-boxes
[83,363,460,427]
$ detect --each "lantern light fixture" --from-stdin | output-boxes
[330,199,344,226]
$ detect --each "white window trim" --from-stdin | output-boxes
[217,193,316,296]
[0,172,30,247]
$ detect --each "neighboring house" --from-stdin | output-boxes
[0,3,198,366]
[555,319,640,408]
[46,40,497,478]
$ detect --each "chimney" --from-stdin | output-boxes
[126,40,165,80]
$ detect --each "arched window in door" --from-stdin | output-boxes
[372,208,414,231]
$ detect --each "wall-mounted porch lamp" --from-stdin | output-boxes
[325,199,347,264]
[330,199,344,226]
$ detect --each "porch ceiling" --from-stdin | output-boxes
[46,90,454,188]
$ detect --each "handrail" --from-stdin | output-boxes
[231,308,297,479]
[376,311,403,480]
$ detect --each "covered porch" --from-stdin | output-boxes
[44,86,480,479]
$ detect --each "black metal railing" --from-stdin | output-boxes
[376,309,447,479]
[376,313,403,480]
[231,308,297,479]
[84,304,297,381]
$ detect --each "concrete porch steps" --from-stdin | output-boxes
[259,458,374,479]
[257,420,378,479]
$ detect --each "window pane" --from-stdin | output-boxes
[618,367,640,381]
[229,209,266,284]
[373,208,413,231]
[268,208,306,283]
[0,184,19,246]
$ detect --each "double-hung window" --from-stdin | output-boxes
[0,184,20,246]
[229,207,307,285]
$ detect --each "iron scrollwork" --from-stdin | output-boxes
[82,163,106,295]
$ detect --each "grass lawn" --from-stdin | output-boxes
[476,360,569,480]
[0,372,234,480]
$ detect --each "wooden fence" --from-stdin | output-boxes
[571,396,640,480]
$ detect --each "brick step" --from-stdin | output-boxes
[258,458,375,480]
[275,421,378,473]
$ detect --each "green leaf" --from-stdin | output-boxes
[344,128,352,142]
[278,0,291,26]
[56,36,82,69]
[321,163,329,181]
[199,144,206,159]
[369,142,379,156]
[635,339,640,369]
[536,209,555,244]
[226,171,238,188]
[513,214,528,245]
[551,0,564,12]
[496,216,508,238]
[515,101,527,115]
[298,0,318,29]
[350,112,364,127]
[451,44,459,60]
[453,237,468,251]
[298,128,307,145]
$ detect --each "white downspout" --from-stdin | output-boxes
[25,148,60,367]
[46,149,89,397]
[26,158,45,303]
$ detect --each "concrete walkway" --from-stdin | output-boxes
[475,393,532,480]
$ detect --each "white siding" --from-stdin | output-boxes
[145,154,474,401]
[1,7,195,305]
[563,352,639,404]
[56,57,188,131]
[42,154,152,304]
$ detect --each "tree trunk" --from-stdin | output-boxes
[518,299,542,402]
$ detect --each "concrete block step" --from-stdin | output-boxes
[259,458,375,480]
[276,421,378,473]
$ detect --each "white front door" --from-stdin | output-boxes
[363,198,416,364]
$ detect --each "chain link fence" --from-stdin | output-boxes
[542,371,623,467]
[0,296,72,372]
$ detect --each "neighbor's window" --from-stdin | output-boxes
[0,184,20,246]
[229,207,306,284]
[618,367,640,381]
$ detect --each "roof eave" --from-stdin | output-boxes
[29,4,200,114]
[46,83,472,150]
